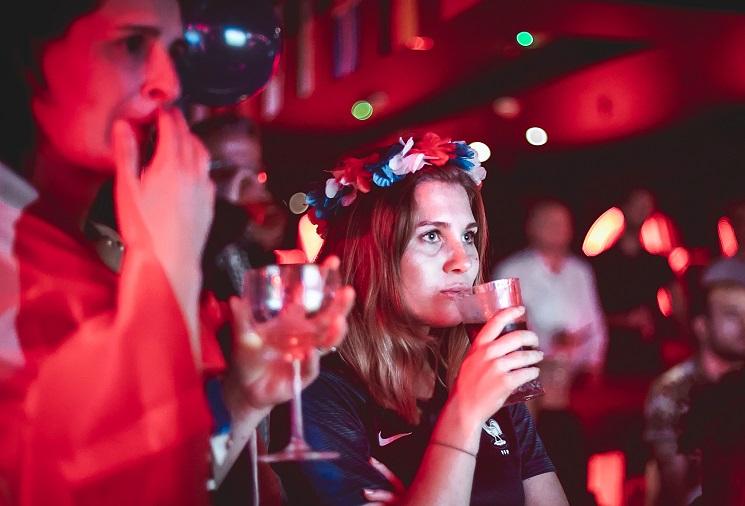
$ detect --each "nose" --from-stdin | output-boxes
[142,43,181,105]
[444,240,473,274]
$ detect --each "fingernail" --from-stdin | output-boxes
[363,488,372,496]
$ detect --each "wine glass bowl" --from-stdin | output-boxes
[242,263,341,461]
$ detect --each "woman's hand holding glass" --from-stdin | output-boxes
[449,306,543,427]
[228,256,355,461]
[227,256,354,411]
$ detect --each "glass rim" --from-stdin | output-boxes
[456,277,520,296]
[244,262,325,278]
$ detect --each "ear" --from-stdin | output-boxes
[691,315,709,344]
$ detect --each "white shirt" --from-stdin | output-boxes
[494,249,608,371]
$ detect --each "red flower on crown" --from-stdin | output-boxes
[409,132,456,166]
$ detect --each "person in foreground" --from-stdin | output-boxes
[271,134,568,505]
[0,1,353,504]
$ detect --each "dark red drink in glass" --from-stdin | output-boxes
[455,278,543,405]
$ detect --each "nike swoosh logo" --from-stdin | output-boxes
[378,431,413,447]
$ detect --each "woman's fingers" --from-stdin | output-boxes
[471,306,525,348]
[504,366,541,391]
[481,330,540,359]
[363,488,397,505]
[320,255,341,272]
[487,349,544,373]
[309,285,355,347]
[147,108,177,174]
[112,120,139,181]
[369,457,405,493]
[299,348,321,387]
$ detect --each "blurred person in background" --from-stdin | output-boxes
[192,112,292,505]
[646,258,745,505]
[494,199,607,378]
[593,188,680,377]
[192,113,288,298]
[495,198,606,505]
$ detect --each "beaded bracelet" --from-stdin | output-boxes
[431,440,477,458]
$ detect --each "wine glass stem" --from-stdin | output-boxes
[288,358,309,449]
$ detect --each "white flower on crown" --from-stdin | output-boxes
[468,163,487,184]
[325,177,341,198]
[389,137,428,176]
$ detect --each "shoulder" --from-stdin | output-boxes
[645,359,698,425]
[496,250,535,275]
[303,355,370,414]
[649,359,698,400]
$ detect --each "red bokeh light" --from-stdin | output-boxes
[667,246,690,275]
[582,207,625,257]
[718,217,738,257]
[657,287,673,317]
[640,212,678,256]
[406,36,434,51]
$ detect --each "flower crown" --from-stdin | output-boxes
[305,132,487,237]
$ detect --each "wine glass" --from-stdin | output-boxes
[242,263,340,462]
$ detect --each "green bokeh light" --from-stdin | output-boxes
[351,100,374,120]
[516,31,534,47]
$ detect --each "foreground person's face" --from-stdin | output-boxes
[31,0,183,172]
[400,181,479,330]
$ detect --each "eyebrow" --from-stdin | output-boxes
[415,220,478,229]
[115,24,162,37]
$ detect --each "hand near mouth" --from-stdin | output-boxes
[112,107,215,360]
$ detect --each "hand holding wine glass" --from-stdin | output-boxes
[233,256,354,461]
[227,257,354,411]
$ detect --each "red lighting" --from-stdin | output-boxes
[640,212,677,256]
[587,451,624,506]
[582,207,625,257]
[274,249,308,265]
[298,214,324,262]
[657,287,673,317]
[718,217,738,257]
[257,172,268,184]
[406,36,434,51]
[668,247,690,275]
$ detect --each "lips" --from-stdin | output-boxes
[440,285,470,298]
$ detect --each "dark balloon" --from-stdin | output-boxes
[177,0,282,106]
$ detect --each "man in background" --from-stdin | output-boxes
[645,257,745,505]
[495,199,607,505]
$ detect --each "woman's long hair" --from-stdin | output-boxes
[317,164,488,424]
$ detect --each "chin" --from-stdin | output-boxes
[423,311,462,329]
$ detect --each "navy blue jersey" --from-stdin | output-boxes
[270,355,554,505]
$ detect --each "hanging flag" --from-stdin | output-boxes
[377,0,392,55]
[332,0,361,78]
[296,0,316,98]
[440,0,480,21]
[262,62,284,119]
[391,0,418,49]
[261,5,285,119]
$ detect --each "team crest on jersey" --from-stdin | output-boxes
[482,419,510,455]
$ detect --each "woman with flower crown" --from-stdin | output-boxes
[271,133,568,505]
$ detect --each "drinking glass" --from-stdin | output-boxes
[242,263,340,462]
[455,278,543,405]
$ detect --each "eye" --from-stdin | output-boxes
[463,230,477,244]
[120,34,148,57]
[169,38,188,61]
[421,230,440,243]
